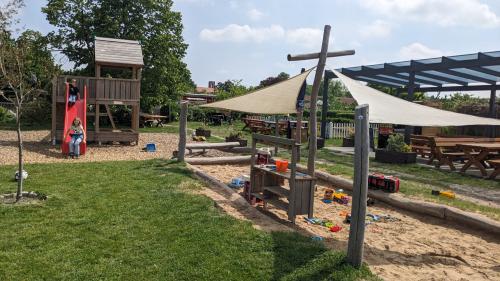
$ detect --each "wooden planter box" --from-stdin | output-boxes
[196,128,211,137]
[342,137,355,147]
[225,137,247,147]
[375,149,416,164]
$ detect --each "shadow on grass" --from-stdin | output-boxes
[270,232,378,281]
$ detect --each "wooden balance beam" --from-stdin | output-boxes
[186,142,241,154]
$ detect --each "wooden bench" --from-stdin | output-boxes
[432,137,477,170]
[410,135,434,163]
[139,113,167,127]
[242,118,272,134]
[432,137,497,170]
[487,159,500,179]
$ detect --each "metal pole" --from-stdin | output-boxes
[489,87,497,137]
[307,25,331,176]
[347,104,369,268]
[178,101,188,161]
[404,71,416,143]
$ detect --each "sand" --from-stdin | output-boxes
[196,164,500,281]
[0,130,225,165]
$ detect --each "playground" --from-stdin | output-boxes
[2,1,500,279]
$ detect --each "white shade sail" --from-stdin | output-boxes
[331,69,500,127]
[201,68,314,114]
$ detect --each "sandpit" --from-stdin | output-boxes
[0,130,225,165]
[195,164,500,281]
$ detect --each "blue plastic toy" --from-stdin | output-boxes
[145,143,156,152]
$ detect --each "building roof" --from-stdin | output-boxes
[337,51,500,92]
[195,86,215,94]
[94,37,144,67]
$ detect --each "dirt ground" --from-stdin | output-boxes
[196,164,500,281]
[0,130,224,165]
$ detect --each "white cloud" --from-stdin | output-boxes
[398,42,443,60]
[359,20,392,39]
[247,8,264,21]
[286,28,334,49]
[200,24,333,49]
[199,24,285,43]
[359,0,500,27]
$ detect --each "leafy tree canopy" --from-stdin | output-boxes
[215,79,250,101]
[42,0,194,111]
[258,72,290,88]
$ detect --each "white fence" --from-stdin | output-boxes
[326,122,383,139]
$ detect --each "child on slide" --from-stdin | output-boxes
[64,117,86,159]
[68,79,80,106]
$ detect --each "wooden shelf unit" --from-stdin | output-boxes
[249,133,316,223]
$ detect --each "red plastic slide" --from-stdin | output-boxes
[61,83,87,155]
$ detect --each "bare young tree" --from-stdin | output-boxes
[0,0,36,201]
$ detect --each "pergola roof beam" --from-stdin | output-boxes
[410,84,500,93]
[469,66,500,77]
[354,76,405,88]
[340,53,500,77]
[439,68,496,84]
[414,71,468,86]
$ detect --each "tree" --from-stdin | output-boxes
[215,79,249,101]
[42,0,194,111]
[258,72,290,88]
[0,0,57,201]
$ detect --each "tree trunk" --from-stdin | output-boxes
[16,107,23,202]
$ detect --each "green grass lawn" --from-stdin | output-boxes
[0,160,377,281]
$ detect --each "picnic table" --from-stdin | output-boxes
[457,143,500,177]
[140,113,168,127]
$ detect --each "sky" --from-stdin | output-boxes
[8,0,500,95]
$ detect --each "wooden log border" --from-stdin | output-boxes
[185,156,251,165]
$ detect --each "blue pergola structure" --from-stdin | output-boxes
[320,51,500,139]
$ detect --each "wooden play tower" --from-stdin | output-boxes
[51,37,143,145]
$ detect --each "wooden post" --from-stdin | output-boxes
[320,72,330,139]
[178,101,188,162]
[51,77,57,145]
[131,104,139,131]
[95,102,100,145]
[95,63,101,78]
[306,25,331,176]
[347,104,369,268]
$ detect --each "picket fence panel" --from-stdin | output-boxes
[326,122,383,139]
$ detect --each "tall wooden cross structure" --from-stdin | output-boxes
[288,25,370,268]
[287,25,354,176]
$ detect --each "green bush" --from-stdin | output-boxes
[0,106,15,124]
[387,133,411,152]
[20,99,51,126]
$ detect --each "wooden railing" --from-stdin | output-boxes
[55,75,140,102]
